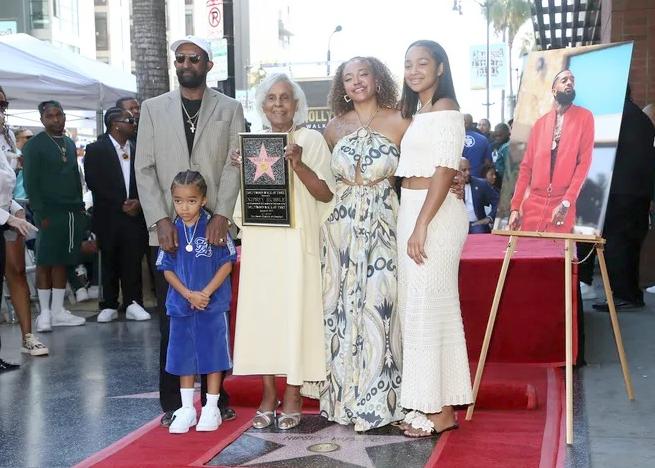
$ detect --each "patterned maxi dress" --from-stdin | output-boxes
[319,130,404,431]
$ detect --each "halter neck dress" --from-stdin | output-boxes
[319,129,404,431]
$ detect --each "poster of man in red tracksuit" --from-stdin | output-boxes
[508,70,594,233]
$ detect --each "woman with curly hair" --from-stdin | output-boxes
[319,56,408,431]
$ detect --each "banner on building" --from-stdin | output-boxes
[470,44,508,90]
[0,21,18,36]
[207,38,228,82]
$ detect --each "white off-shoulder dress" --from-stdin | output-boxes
[395,110,473,413]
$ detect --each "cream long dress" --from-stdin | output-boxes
[395,111,473,413]
[233,127,336,385]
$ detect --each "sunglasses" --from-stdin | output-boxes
[0,100,8,109]
[115,117,136,124]
[175,54,202,64]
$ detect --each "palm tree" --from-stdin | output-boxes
[132,0,170,101]
[488,0,532,117]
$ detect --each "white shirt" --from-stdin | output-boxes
[108,134,131,198]
[464,183,478,222]
[0,148,22,225]
[0,131,18,170]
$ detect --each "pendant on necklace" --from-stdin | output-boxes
[188,119,196,133]
[59,147,67,162]
[185,244,193,253]
[356,127,369,139]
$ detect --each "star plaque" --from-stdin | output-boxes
[239,132,294,226]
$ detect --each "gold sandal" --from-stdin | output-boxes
[252,401,280,429]
[277,412,302,430]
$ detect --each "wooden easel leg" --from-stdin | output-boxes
[596,246,635,400]
[466,236,517,421]
[564,239,574,445]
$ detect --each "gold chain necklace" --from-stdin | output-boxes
[46,133,67,162]
[354,106,379,139]
[181,102,200,134]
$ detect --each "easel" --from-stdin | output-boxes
[465,230,635,445]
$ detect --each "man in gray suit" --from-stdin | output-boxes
[135,35,243,427]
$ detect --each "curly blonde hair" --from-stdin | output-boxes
[328,57,398,116]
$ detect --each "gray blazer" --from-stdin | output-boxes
[135,87,244,246]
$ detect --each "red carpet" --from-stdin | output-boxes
[426,366,565,468]
[75,365,564,468]
[76,236,571,466]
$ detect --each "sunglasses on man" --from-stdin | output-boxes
[0,100,8,110]
[175,54,203,64]
[115,117,136,125]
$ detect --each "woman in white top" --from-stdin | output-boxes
[0,146,41,369]
[395,40,473,437]
[0,87,48,358]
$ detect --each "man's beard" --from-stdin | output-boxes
[554,89,576,105]
[177,69,206,89]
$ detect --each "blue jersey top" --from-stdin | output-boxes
[156,211,237,317]
[463,130,492,177]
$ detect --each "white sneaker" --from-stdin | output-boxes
[169,407,197,434]
[580,282,597,300]
[126,302,151,321]
[51,309,86,327]
[97,308,118,323]
[75,287,89,303]
[35,310,52,332]
[87,286,99,299]
[21,333,49,356]
[196,405,222,432]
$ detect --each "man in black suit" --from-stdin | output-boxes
[116,97,140,145]
[460,157,499,234]
[84,107,150,322]
[591,87,655,311]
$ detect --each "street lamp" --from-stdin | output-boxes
[454,0,493,120]
[326,25,342,76]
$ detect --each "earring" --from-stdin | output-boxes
[376,84,381,93]
[343,94,352,103]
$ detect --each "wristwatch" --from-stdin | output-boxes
[561,200,571,208]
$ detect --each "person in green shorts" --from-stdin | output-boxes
[22,101,86,331]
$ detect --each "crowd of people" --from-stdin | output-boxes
[1,33,654,444]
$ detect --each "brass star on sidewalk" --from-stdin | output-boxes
[244,421,418,467]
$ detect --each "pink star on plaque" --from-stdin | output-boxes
[248,143,280,182]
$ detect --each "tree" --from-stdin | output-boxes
[132,0,170,101]
[488,0,532,117]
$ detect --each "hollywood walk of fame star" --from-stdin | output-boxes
[242,421,424,467]
[248,143,281,182]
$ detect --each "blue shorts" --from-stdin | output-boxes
[165,310,232,376]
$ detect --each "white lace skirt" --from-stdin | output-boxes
[397,188,473,413]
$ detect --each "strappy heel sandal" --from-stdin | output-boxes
[403,412,459,438]
[277,412,302,430]
[252,401,280,429]
[392,410,420,431]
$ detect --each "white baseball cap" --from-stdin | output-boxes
[170,35,212,60]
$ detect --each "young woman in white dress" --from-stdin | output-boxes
[395,40,473,437]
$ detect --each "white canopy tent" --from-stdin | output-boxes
[0,33,137,131]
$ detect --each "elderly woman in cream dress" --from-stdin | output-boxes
[232,73,336,430]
